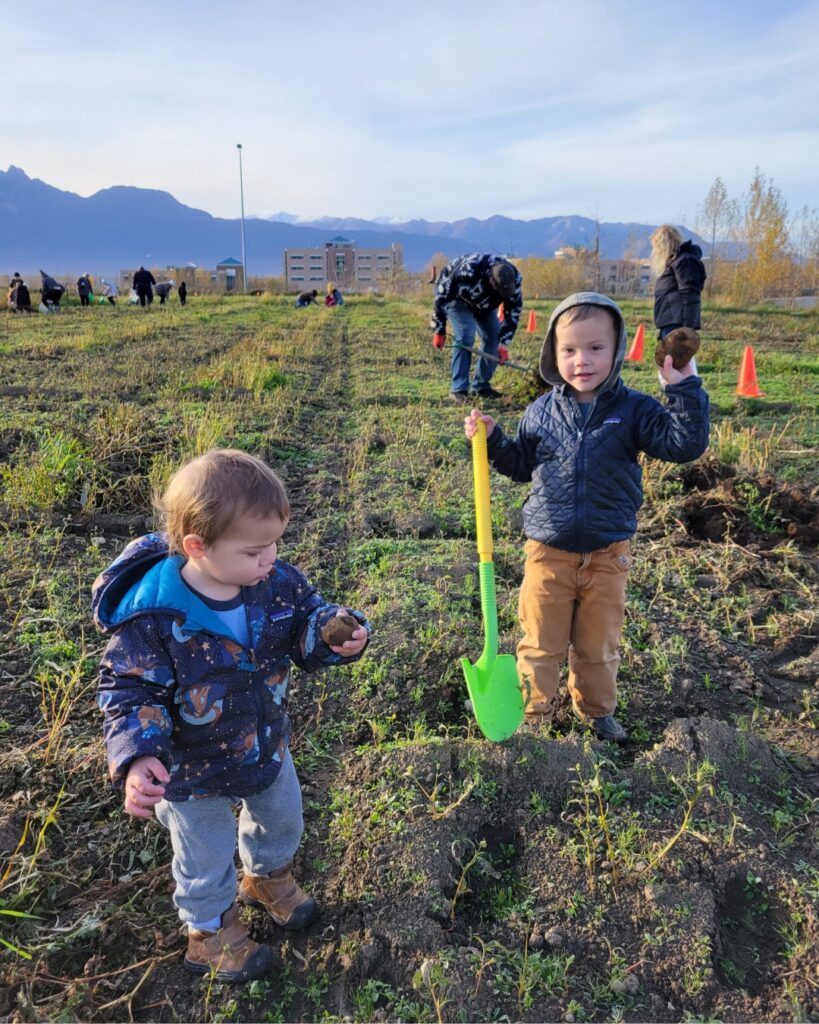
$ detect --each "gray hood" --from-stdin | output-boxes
[539,292,628,393]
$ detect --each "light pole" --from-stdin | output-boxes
[237,143,247,293]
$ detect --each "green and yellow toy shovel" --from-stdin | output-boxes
[461,419,524,741]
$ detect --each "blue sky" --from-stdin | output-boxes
[3,0,817,226]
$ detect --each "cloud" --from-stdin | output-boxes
[2,1,817,222]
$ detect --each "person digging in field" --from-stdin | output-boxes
[76,273,94,307]
[156,280,174,304]
[100,278,118,305]
[9,277,33,313]
[431,253,523,403]
[295,288,319,308]
[464,292,709,743]
[93,449,371,983]
[39,270,65,310]
[132,265,156,307]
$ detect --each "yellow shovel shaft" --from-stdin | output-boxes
[472,420,493,562]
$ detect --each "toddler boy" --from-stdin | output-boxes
[94,449,369,981]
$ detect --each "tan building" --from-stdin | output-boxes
[284,236,403,292]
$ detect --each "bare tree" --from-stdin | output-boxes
[697,177,738,295]
[790,205,819,297]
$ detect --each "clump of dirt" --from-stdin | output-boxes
[679,456,737,491]
[275,719,818,1024]
[680,469,819,547]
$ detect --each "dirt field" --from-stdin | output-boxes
[1,295,817,1023]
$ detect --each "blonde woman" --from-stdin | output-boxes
[650,224,706,381]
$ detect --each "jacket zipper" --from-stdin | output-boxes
[243,588,266,777]
[573,396,598,551]
[242,589,258,668]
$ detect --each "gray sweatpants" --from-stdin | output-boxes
[155,751,303,926]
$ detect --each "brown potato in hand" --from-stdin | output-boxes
[321,613,360,646]
[654,327,700,369]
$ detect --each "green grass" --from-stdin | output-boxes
[0,294,816,1023]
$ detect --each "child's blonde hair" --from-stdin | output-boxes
[649,224,683,277]
[157,449,290,553]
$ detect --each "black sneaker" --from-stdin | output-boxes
[474,386,503,400]
[449,391,469,404]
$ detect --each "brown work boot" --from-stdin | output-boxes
[239,861,317,930]
[184,902,273,983]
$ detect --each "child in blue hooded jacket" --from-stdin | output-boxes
[465,293,709,743]
[93,449,370,982]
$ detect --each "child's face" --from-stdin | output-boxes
[195,513,287,590]
[554,311,617,400]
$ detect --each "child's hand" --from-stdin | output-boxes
[327,609,369,656]
[124,756,170,818]
[464,408,496,440]
[659,354,696,386]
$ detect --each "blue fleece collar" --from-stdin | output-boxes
[107,555,244,643]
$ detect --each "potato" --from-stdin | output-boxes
[654,327,700,369]
[321,613,360,646]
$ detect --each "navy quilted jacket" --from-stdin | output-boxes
[486,293,710,552]
[93,534,369,801]
[431,254,523,346]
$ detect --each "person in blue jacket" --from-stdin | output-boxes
[464,292,709,743]
[93,449,370,982]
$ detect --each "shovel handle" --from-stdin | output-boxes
[472,420,493,561]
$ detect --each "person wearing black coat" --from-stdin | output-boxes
[650,225,706,381]
[39,270,66,310]
[77,274,94,307]
[650,225,706,336]
[13,280,33,313]
[178,281,187,305]
[133,266,156,307]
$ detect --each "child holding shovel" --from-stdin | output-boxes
[464,292,709,742]
[93,449,370,981]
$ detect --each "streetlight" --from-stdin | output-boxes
[237,143,247,293]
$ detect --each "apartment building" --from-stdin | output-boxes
[283,236,404,292]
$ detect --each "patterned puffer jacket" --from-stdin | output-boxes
[431,253,523,346]
[93,534,368,801]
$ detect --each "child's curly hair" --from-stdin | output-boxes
[156,448,290,554]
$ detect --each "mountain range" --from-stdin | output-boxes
[1,165,705,277]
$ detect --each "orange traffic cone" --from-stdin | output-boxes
[526,309,537,333]
[625,323,644,362]
[736,345,765,397]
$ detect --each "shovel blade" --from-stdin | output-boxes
[461,653,524,742]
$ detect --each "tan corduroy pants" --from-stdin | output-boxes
[517,539,631,720]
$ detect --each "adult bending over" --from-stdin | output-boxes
[133,266,156,307]
[431,254,522,403]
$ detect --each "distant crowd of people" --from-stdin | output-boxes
[6,269,189,313]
